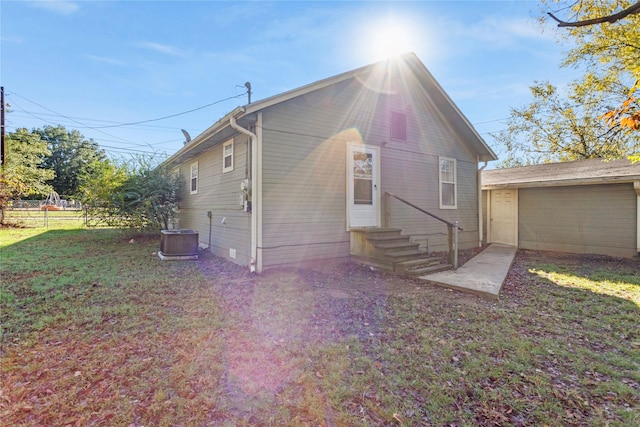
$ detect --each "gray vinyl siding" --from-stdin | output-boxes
[383,153,479,253]
[176,135,252,264]
[259,75,481,268]
[518,183,637,258]
[379,81,480,253]
[259,83,352,268]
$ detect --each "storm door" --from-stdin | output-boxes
[347,144,380,228]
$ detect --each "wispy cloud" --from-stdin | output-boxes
[29,0,79,15]
[0,35,24,44]
[84,54,126,67]
[135,41,186,57]
[436,15,555,51]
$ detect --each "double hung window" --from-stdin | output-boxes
[223,139,234,173]
[439,157,457,209]
[190,162,198,194]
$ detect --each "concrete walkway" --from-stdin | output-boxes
[419,243,517,299]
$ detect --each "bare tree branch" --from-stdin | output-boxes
[548,1,640,27]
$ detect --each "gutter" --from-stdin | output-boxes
[164,107,244,169]
[478,158,488,247]
[229,112,259,273]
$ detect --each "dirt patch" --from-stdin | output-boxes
[197,246,488,298]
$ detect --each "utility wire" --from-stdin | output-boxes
[7,110,187,131]
[89,92,247,129]
[7,93,143,147]
[6,90,248,153]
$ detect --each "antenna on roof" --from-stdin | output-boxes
[245,82,252,104]
[181,129,191,145]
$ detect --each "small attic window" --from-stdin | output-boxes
[390,111,407,141]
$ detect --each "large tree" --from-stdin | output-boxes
[0,128,54,224]
[496,79,637,166]
[498,0,640,165]
[36,125,108,197]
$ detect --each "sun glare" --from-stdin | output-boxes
[363,16,419,61]
[371,25,413,60]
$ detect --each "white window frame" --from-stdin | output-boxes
[438,156,457,209]
[223,139,234,173]
[190,161,198,195]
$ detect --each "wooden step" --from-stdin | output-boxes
[395,257,439,269]
[350,227,453,278]
[365,232,405,242]
[375,241,420,251]
[385,249,429,262]
[405,263,453,276]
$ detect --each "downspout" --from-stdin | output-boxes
[230,113,259,273]
[477,157,488,247]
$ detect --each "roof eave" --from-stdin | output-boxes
[482,175,640,190]
[164,106,245,169]
[407,57,498,162]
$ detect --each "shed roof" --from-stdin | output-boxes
[482,158,640,189]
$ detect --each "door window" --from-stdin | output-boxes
[353,151,373,205]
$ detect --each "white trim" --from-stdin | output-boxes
[346,144,380,229]
[256,113,263,273]
[439,156,457,209]
[189,161,198,195]
[487,189,518,246]
[229,115,260,273]
[222,139,234,173]
[240,53,496,161]
[478,158,488,247]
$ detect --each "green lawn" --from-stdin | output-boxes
[3,209,85,229]
[1,227,638,426]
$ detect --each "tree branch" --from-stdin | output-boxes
[548,1,640,27]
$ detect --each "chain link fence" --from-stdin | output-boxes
[8,199,83,210]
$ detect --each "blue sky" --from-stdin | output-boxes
[1,0,581,162]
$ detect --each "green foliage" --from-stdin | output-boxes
[550,0,639,79]
[36,125,107,197]
[1,128,54,199]
[82,154,180,230]
[0,128,54,224]
[496,81,638,165]
[78,158,129,227]
[112,156,180,230]
[499,0,640,165]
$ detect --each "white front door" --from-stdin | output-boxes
[347,144,380,228]
[489,189,518,245]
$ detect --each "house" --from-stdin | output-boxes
[482,158,640,258]
[164,53,497,273]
